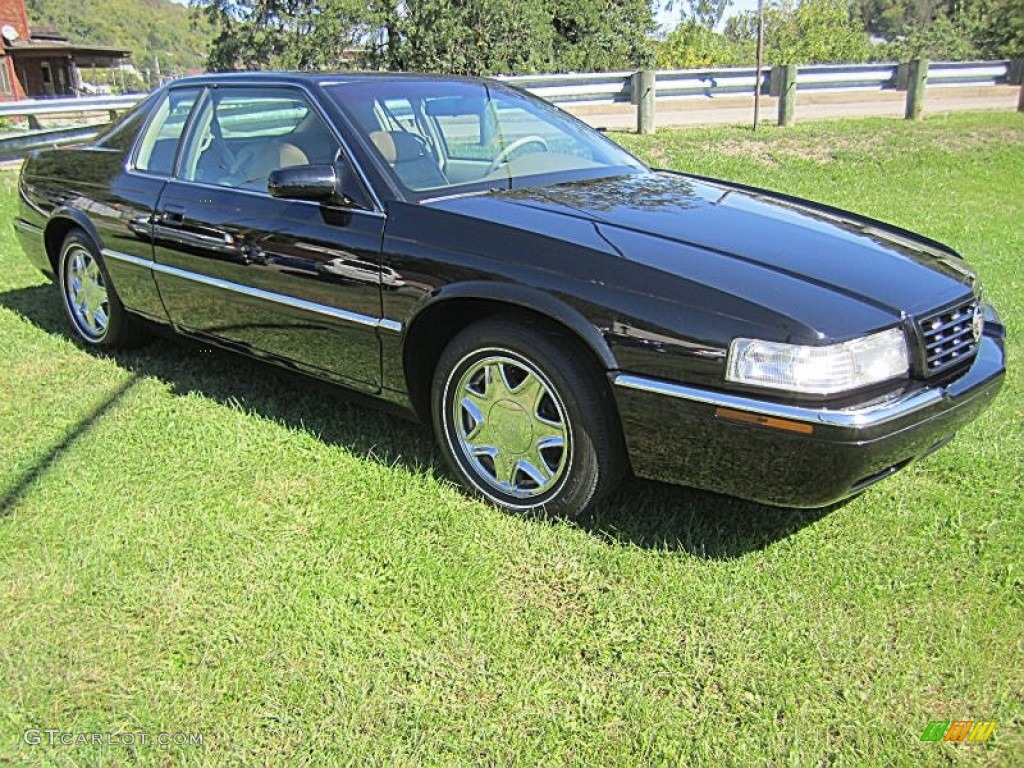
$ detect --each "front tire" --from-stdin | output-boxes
[432,317,625,517]
[57,229,146,348]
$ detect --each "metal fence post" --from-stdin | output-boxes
[895,61,909,91]
[1014,59,1024,113]
[777,64,796,126]
[905,58,928,120]
[1009,58,1024,85]
[633,69,656,134]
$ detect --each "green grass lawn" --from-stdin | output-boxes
[0,112,1021,766]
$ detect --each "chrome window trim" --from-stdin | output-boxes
[613,374,945,429]
[419,189,493,205]
[101,248,402,333]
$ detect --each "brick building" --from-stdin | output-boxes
[0,0,129,100]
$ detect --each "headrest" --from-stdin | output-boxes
[369,131,428,164]
[278,142,308,168]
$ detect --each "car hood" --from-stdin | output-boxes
[429,171,977,320]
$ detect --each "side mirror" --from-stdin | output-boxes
[267,164,339,201]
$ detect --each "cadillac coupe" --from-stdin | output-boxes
[14,73,1007,515]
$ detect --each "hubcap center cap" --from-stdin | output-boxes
[487,399,532,454]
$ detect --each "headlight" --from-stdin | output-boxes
[726,328,909,395]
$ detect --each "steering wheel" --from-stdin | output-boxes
[485,135,549,175]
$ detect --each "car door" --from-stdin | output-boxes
[49,88,202,322]
[150,85,386,393]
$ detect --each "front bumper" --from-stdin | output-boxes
[611,331,1006,507]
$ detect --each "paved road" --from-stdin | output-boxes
[566,86,1022,131]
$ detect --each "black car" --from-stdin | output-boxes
[13,72,1006,516]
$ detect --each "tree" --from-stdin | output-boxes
[852,0,913,37]
[852,0,948,38]
[869,0,1024,62]
[657,20,752,67]
[971,0,1024,58]
[194,0,365,71]
[354,0,654,75]
[667,0,733,29]
[547,0,656,71]
[725,0,872,64]
[199,0,654,75]
[655,0,738,68]
[881,12,979,60]
[363,0,555,75]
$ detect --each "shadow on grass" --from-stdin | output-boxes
[0,283,843,558]
[0,373,141,515]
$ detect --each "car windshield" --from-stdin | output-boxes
[324,79,646,200]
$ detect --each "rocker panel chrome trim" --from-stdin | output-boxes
[101,247,403,333]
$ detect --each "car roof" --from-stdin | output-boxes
[164,71,499,89]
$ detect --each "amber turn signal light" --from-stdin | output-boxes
[714,407,815,435]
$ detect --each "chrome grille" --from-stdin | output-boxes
[918,298,979,375]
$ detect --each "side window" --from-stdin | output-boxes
[134,88,201,176]
[179,87,340,193]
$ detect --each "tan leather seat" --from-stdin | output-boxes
[368,130,448,190]
[231,141,309,190]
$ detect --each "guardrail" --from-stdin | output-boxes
[0,59,1020,156]
[493,70,636,104]
[0,61,1013,118]
[0,94,145,161]
[0,125,102,160]
[500,59,1018,106]
[511,58,1022,131]
[0,93,144,119]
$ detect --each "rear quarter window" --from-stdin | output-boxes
[133,88,201,176]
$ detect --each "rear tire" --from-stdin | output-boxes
[432,316,625,517]
[57,229,146,349]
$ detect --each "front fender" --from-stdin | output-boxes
[406,280,619,370]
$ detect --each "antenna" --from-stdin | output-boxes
[2,25,19,43]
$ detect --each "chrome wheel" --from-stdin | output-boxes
[447,351,571,500]
[62,243,109,340]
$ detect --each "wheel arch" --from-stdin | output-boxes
[400,282,619,423]
[43,209,102,274]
